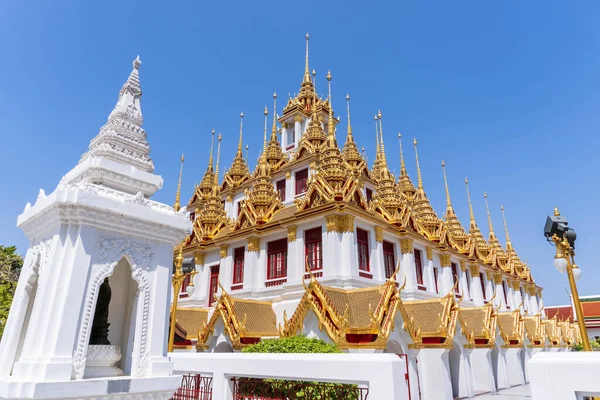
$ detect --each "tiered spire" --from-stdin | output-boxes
[411,139,442,239]
[371,114,382,181]
[223,112,251,190]
[397,133,416,200]
[283,34,321,115]
[501,205,528,278]
[441,160,468,252]
[484,192,508,268]
[264,93,287,171]
[79,56,155,186]
[174,154,184,212]
[464,178,489,259]
[189,130,216,208]
[341,95,366,173]
[297,70,327,151]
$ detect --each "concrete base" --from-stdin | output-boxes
[0,375,181,400]
[529,351,600,399]
[523,347,543,383]
[417,348,452,400]
[495,347,510,390]
[505,347,525,387]
[469,348,496,395]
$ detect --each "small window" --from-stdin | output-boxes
[434,268,439,294]
[233,247,245,284]
[414,249,425,289]
[502,280,510,309]
[236,201,242,216]
[366,188,373,203]
[465,268,472,300]
[208,265,220,305]
[305,227,323,271]
[480,272,487,300]
[383,241,395,278]
[451,262,460,296]
[190,212,196,221]
[287,129,295,145]
[267,238,288,280]
[276,179,286,202]
[295,169,308,195]
[357,229,370,272]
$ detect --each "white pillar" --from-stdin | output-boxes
[424,247,436,294]
[505,347,525,387]
[400,238,417,292]
[495,345,510,390]
[470,266,485,306]
[469,347,496,394]
[406,349,421,400]
[286,225,302,284]
[341,230,356,279]
[295,117,302,146]
[417,348,453,400]
[248,236,263,290]
[440,254,454,295]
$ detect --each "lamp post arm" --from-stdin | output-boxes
[567,252,592,351]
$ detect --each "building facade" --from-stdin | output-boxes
[172,36,573,399]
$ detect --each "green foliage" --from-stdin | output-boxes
[242,335,341,354]
[0,245,23,338]
[571,337,600,351]
[240,336,361,400]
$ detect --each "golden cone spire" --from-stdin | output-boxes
[326,70,336,145]
[223,113,250,189]
[397,133,416,200]
[441,160,468,251]
[464,177,489,258]
[174,154,184,212]
[346,94,353,141]
[483,192,496,240]
[237,112,244,157]
[413,138,423,190]
[214,134,222,194]
[411,138,441,239]
[371,114,382,180]
[442,160,451,209]
[484,192,508,268]
[341,94,365,171]
[263,106,269,152]
[500,205,512,249]
[398,133,406,173]
[271,92,278,141]
[378,111,387,167]
[303,33,311,84]
[208,130,215,173]
[465,178,477,228]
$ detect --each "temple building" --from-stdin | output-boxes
[171,35,576,400]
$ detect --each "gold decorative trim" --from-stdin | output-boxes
[226,194,233,202]
[194,251,205,266]
[285,171,291,179]
[485,270,494,281]
[525,285,536,296]
[536,288,543,297]
[439,253,451,268]
[294,114,303,122]
[400,238,414,254]
[287,225,297,242]
[509,280,521,291]
[469,264,479,275]
[492,272,503,285]
[281,121,287,129]
[325,214,354,233]
[374,226,384,243]
[220,244,229,259]
[425,247,433,261]
[248,236,260,252]
[459,260,467,272]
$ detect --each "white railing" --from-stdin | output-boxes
[170,352,409,399]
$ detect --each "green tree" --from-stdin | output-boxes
[0,246,23,338]
[239,336,361,400]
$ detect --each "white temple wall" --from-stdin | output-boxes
[302,310,334,344]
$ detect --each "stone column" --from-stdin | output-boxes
[281,122,287,148]
[325,214,353,278]
[424,247,436,294]
[469,347,496,394]
[417,348,453,400]
[295,115,302,146]
[495,344,510,390]
[406,349,421,400]
[505,347,525,387]
[285,225,301,284]
[511,280,524,311]
[248,236,262,290]
[373,227,384,281]
[469,264,484,306]
[399,238,416,291]
[492,273,506,310]
[524,346,543,383]
[456,347,475,399]
[440,254,454,295]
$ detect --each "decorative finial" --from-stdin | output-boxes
[271,92,278,140]
[378,111,387,166]
[133,55,141,69]
[207,129,215,173]
[413,137,423,189]
[346,94,353,141]
[327,69,334,141]
[237,112,244,157]
[214,133,222,194]
[245,144,249,163]
[554,207,560,216]
[303,34,311,83]
[465,177,476,223]
[398,133,406,174]
[500,204,511,245]
[374,115,380,160]
[174,153,185,211]
[263,105,269,152]
[441,159,452,209]
[483,192,495,237]
[175,245,184,273]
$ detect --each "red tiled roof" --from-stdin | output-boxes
[545,306,573,322]
[582,301,600,319]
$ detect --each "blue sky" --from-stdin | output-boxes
[1,1,599,306]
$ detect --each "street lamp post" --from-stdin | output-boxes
[545,207,591,351]
[168,245,198,353]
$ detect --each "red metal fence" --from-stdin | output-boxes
[231,377,369,400]
[171,374,213,400]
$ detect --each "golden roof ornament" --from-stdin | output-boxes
[484,192,509,270]
[501,205,527,278]
[371,114,382,181]
[441,160,469,252]
[411,138,442,240]
[397,133,416,201]
[222,112,251,190]
[190,129,217,206]
[464,177,490,261]
[341,94,367,174]
[295,69,327,155]
[264,92,287,171]
[174,153,184,212]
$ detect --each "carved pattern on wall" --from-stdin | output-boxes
[194,251,205,266]
[220,244,229,259]
[439,253,451,268]
[287,225,297,243]
[247,236,260,252]
[425,246,433,261]
[374,226,383,243]
[72,235,154,380]
[399,238,414,254]
[325,214,354,233]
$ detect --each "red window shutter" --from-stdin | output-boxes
[356,229,370,272]
[208,265,220,305]
[366,188,373,202]
[434,268,439,293]
[502,280,509,307]
[480,272,487,300]
[383,241,395,278]
[304,227,323,271]
[267,238,288,279]
[277,179,286,201]
[295,169,308,195]
[414,249,424,285]
[451,263,459,295]
[233,247,245,284]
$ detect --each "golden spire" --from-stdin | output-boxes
[174,153,184,212]
[263,105,269,153]
[375,115,381,160]
[500,205,511,245]
[271,92,278,140]
[465,177,476,226]
[483,192,495,238]
[303,33,311,84]
[441,160,451,209]
[214,133,222,195]
[398,133,406,174]
[207,129,215,173]
[413,138,423,189]
[237,112,244,158]
[346,94,353,142]
[327,70,334,141]
[245,144,249,163]
[378,111,387,167]
[396,133,416,200]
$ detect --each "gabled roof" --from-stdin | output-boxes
[458,302,497,348]
[401,292,459,349]
[542,317,564,347]
[496,310,525,347]
[524,314,546,347]
[173,307,209,340]
[197,288,278,350]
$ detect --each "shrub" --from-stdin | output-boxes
[242,335,341,354]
